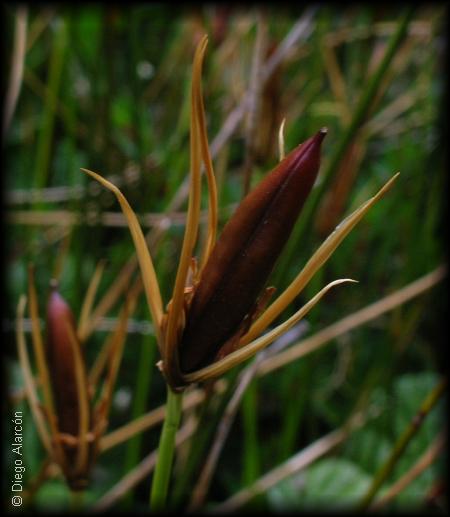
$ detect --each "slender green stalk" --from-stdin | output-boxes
[34,17,67,190]
[150,387,183,511]
[242,379,260,486]
[172,369,241,506]
[122,335,156,508]
[357,377,447,511]
[278,361,309,461]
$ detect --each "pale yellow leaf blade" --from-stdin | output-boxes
[81,168,164,347]
[194,37,218,270]
[78,259,105,342]
[88,331,115,390]
[16,295,53,455]
[243,173,400,345]
[164,35,208,379]
[183,278,356,383]
[82,257,137,341]
[64,319,90,474]
[95,285,139,424]
[27,264,56,426]
[278,117,286,161]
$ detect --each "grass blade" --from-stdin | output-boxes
[243,173,399,345]
[164,35,208,381]
[81,168,164,347]
[78,259,105,342]
[184,278,356,383]
[27,265,56,425]
[64,320,90,474]
[16,296,53,455]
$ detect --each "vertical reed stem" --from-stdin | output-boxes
[123,336,156,507]
[242,379,260,485]
[34,17,66,190]
[150,387,183,511]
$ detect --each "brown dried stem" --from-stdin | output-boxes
[188,323,306,511]
[257,264,446,376]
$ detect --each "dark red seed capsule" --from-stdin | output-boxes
[46,282,85,437]
[179,128,327,372]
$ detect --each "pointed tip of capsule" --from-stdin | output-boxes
[49,278,59,291]
[47,281,72,320]
[286,127,327,171]
[317,127,328,142]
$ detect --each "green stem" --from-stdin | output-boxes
[172,368,241,506]
[34,16,67,191]
[150,386,183,511]
[242,379,260,486]
[278,362,309,461]
[357,377,447,511]
[122,335,156,508]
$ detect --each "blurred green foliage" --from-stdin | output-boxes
[268,372,444,512]
[3,3,446,513]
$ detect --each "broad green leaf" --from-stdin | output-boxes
[34,480,72,511]
[346,372,443,508]
[344,427,392,475]
[268,458,372,511]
